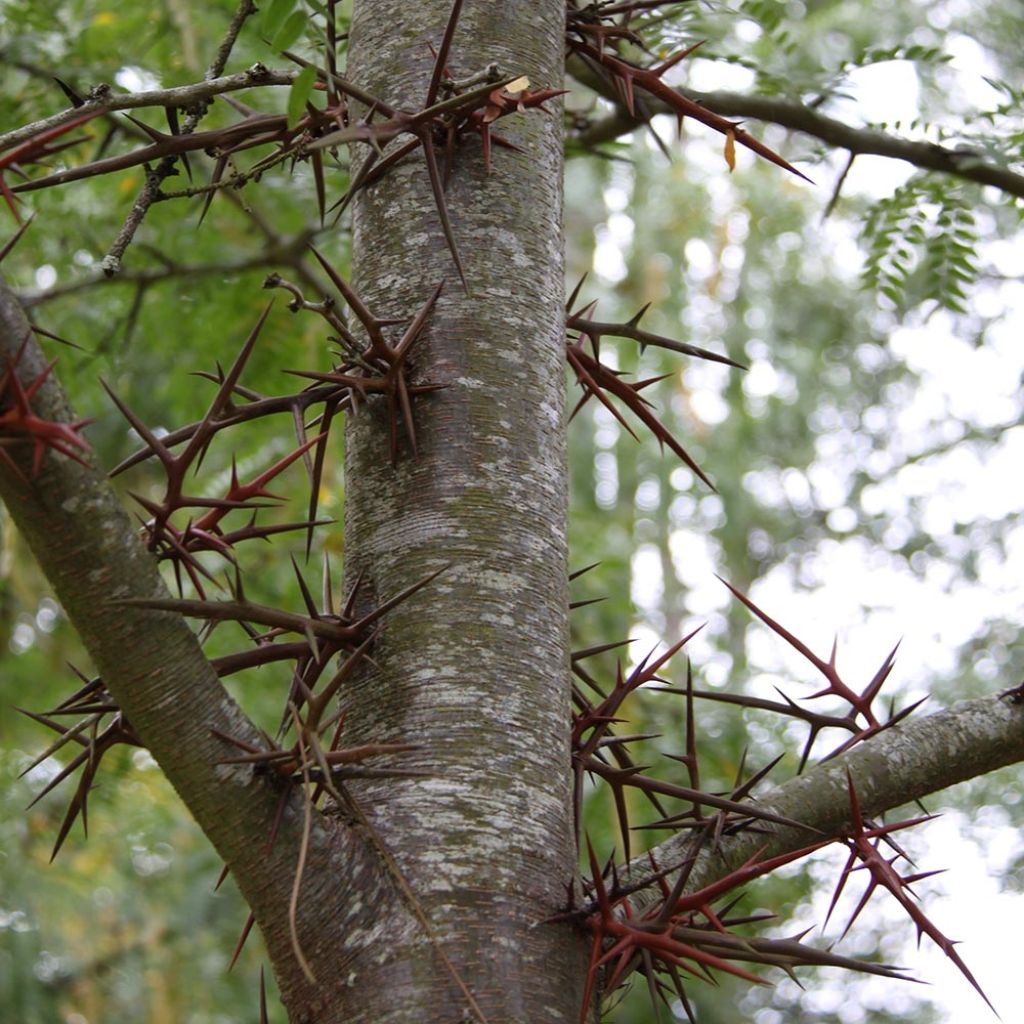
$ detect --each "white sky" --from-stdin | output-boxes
[590,53,1024,1023]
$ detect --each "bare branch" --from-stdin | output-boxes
[568,56,1024,200]
[0,66,298,156]
[0,275,395,1006]
[17,234,316,307]
[104,0,261,272]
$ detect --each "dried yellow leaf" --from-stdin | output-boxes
[724,130,736,172]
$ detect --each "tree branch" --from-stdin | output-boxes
[16,231,317,307]
[568,55,1024,199]
[104,0,260,274]
[0,276,391,1010]
[0,66,298,156]
[622,690,1024,904]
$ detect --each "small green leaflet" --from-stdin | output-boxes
[261,0,297,40]
[288,66,318,129]
[271,10,308,53]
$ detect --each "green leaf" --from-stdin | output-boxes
[261,0,297,40]
[287,65,318,129]
[271,9,308,53]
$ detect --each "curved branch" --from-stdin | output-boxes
[0,277,389,1010]
[568,56,1024,199]
[622,690,1024,903]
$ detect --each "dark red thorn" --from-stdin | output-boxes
[350,564,449,633]
[30,323,85,351]
[425,0,465,107]
[341,571,365,621]
[306,398,341,559]
[291,555,321,620]
[311,149,326,228]
[197,153,229,226]
[227,912,256,972]
[651,39,707,78]
[566,274,588,311]
[0,213,33,264]
[417,129,469,292]
[569,560,600,581]
[571,638,634,662]
[308,245,381,343]
[180,303,274,468]
[16,710,93,772]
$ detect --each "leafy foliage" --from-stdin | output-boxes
[1,0,1022,1022]
[861,175,981,313]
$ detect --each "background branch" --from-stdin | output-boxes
[568,56,1024,199]
[17,226,318,307]
[104,0,260,273]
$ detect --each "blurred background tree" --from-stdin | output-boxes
[1,0,1021,1021]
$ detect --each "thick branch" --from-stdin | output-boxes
[0,277,389,1015]
[569,56,1024,199]
[624,690,1024,904]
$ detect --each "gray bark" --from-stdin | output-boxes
[0,277,392,1021]
[627,690,1024,907]
[333,1,587,1021]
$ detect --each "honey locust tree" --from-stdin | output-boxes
[1,1,1023,1022]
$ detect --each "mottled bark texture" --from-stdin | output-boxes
[0,277,399,1020]
[339,1,586,1021]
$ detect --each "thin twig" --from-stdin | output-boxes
[104,0,261,274]
[0,68,298,157]
[287,703,317,984]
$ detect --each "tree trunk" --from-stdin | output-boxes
[330,1,587,1020]
[10,5,1022,1022]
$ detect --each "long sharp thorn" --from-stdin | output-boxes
[0,214,34,264]
[321,552,334,616]
[180,303,274,466]
[305,402,337,559]
[308,245,383,342]
[214,863,230,891]
[426,0,465,106]
[353,564,448,632]
[17,711,94,774]
[568,560,600,581]
[100,380,174,468]
[197,154,229,226]
[312,150,326,227]
[394,279,445,360]
[396,375,417,458]
[342,570,365,620]
[291,556,320,620]
[418,131,469,292]
[566,274,588,311]
[228,912,256,972]
[259,965,269,1022]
